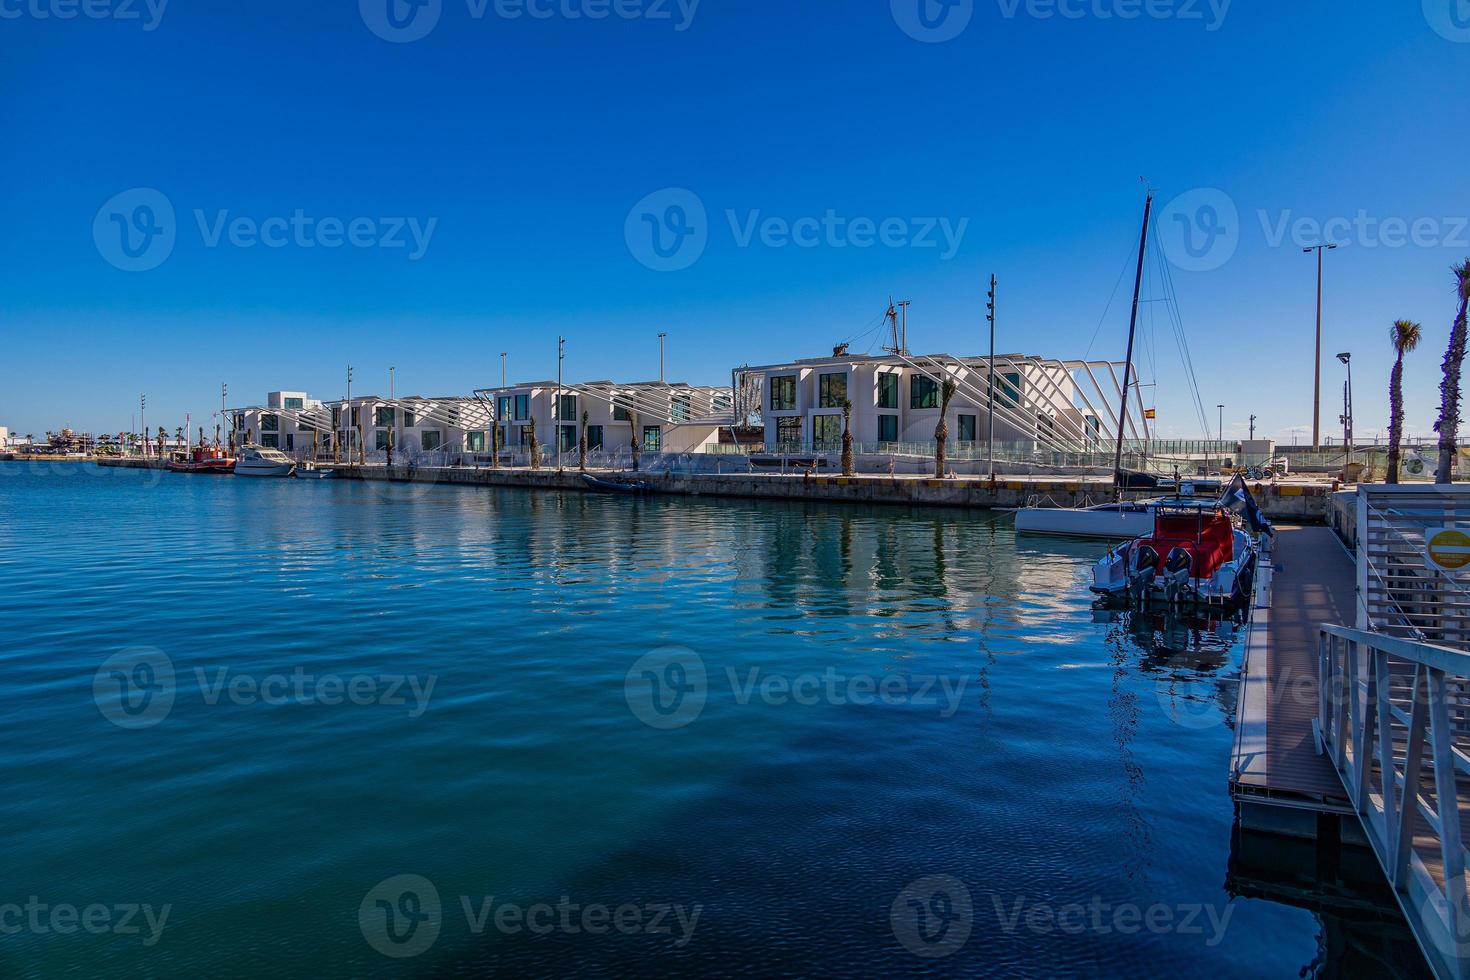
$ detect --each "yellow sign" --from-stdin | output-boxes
[1427,527,1470,571]
[1144,409,1157,420]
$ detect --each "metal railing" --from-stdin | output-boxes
[1318,624,1470,979]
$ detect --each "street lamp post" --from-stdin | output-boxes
[1304,243,1339,451]
[556,337,565,473]
[1217,403,1225,472]
[658,332,667,384]
[501,352,507,389]
[1337,352,1353,465]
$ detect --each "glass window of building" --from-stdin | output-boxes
[375,406,394,427]
[261,414,279,432]
[776,417,801,449]
[813,414,842,449]
[559,395,577,422]
[672,394,691,422]
[910,376,938,409]
[261,433,279,448]
[514,394,530,421]
[403,409,416,428]
[770,375,797,412]
[284,397,304,410]
[421,430,442,452]
[642,426,662,452]
[959,414,977,443]
[818,373,847,409]
[465,431,486,452]
[497,397,512,421]
[878,373,899,409]
[585,425,603,450]
[558,425,577,453]
[878,414,898,443]
[375,430,391,451]
[614,406,631,422]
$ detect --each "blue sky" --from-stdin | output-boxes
[2,0,1468,442]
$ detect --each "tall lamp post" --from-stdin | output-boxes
[1337,352,1353,465]
[1304,243,1339,450]
[658,332,668,384]
[986,274,997,480]
[556,336,565,473]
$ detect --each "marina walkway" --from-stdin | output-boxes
[1232,526,1358,822]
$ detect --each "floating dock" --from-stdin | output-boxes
[1232,526,1359,834]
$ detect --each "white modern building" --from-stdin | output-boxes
[473,379,731,459]
[737,351,1147,455]
[231,391,496,461]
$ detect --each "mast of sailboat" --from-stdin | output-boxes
[1112,191,1154,498]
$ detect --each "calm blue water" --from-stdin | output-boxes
[0,463,1421,977]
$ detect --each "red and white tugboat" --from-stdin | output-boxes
[166,444,236,474]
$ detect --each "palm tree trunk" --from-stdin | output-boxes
[1436,275,1470,484]
[1387,354,1405,484]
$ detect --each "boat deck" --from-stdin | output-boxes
[1232,526,1358,816]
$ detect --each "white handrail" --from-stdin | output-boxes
[1318,623,1470,978]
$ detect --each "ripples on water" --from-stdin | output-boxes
[0,463,1424,977]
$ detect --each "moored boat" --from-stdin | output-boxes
[1090,477,1272,609]
[294,462,336,480]
[166,445,236,474]
[234,445,296,477]
[581,473,652,495]
[1015,491,1218,540]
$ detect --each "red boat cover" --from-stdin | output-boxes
[1136,511,1233,579]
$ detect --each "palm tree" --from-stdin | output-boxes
[1435,261,1470,484]
[1386,319,1422,484]
[527,417,540,470]
[628,408,641,472]
[934,375,957,477]
[491,420,500,469]
[841,399,855,477]
[578,409,588,472]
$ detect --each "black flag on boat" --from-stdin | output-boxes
[1220,475,1273,536]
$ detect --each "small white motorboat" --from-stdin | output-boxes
[294,462,336,480]
[1014,500,1156,539]
[234,445,296,478]
[1014,490,1213,540]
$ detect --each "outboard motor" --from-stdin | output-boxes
[1163,547,1194,605]
[1129,544,1160,603]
